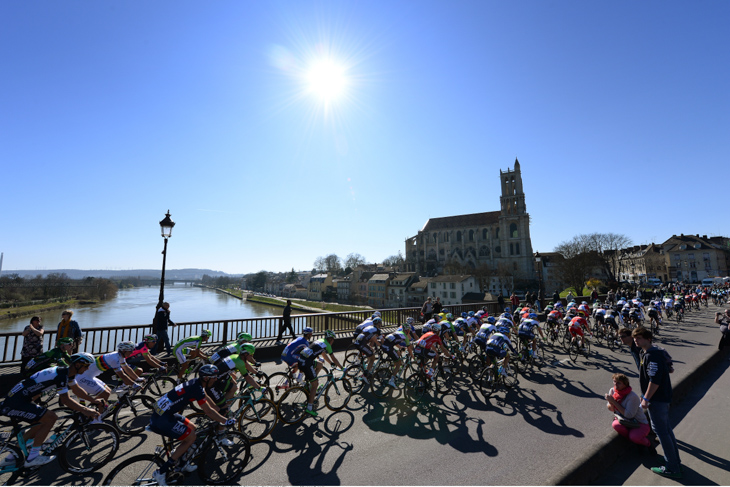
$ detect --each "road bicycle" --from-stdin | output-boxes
[0,410,119,484]
[567,335,592,362]
[277,367,352,425]
[97,384,156,436]
[403,355,455,404]
[140,367,177,398]
[606,327,623,352]
[370,353,418,399]
[475,354,519,400]
[515,337,545,373]
[102,418,249,485]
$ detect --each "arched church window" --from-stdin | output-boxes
[482,229,488,240]
[510,223,518,238]
[456,231,462,242]
[468,230,474,242]
[495,228,500,239]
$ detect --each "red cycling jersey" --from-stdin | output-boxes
[415,331,443,350]
[568,316,589,337]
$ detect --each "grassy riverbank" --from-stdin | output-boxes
[1,299,96,320]
[244,294,368,313]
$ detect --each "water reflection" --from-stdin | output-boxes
[0,284,286,333]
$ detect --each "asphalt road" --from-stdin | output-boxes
[7,304,726,486]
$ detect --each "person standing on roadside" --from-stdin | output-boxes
[152,302,175,355]
[21,316,44,374]
[632,327,682,479]
[276,300,296,345]
[56,310,83,353]
[432,297,443,316]
[421,297,433,322]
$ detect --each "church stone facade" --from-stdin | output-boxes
[405,159,534,278]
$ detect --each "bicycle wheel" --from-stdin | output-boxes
[277,386,308,425]
[197,431,250,485]
[142,376,176,398]
[102,453,164,486]
[533,343,545,368]
[324,378,352,411]
[477,367,496,399]
[343,351,362,379]
[0,443,23,485]
[267,372,294,404]
[238,398,278,442]
[113,395,156,436]
[404,372,428,404]
[607,330,618,351]
[584,340,592,358]
[568,341,579,362]
[435,369,454,395]
[468,356,486,382]
[58,423,119,473]
[370,367,393,399]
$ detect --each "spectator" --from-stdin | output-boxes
[590,288,599,302]
[56,310,83,353]
[510,292,519,309]
[535,290,542,312]
[432,297,443,315]
[497,293,505,310]
[20,316,44,374]
[618,327,641,372]
[276,300,296,345]
[607,289,616,304]
[566,290,575,303]
[632,327,683,479]
[605,373,653,450]
[716,310,730,351]
[421,297,433,322]
[552,290,561,305]
[152,302,175,355]
[526,292,534,307]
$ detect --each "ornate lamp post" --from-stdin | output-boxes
[535,252,544,310]
[156,210,175,309]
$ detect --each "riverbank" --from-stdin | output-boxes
[0,298,97,320]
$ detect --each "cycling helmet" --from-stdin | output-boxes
[482,306,488,311]
[406,317,415,325]
[422,323,432,333]
[198,364,219,379]
[431,323,442,333]
[117,340,135,352]
[554,302,563,308]
[144,334,158,342]
[200,329,212,339]
[241,343,256,355]
[302,327,314,335]
[497,326,511,335]
[372,316,382,325]
[58,337,74,345]
[581,301,588,305]
[486,316,496,325]
[528,313,537,320]
[324,330,336,340]
[461,312,468,319]
[433,315,441,323]
[446,313,454,321]
[468,311,475,317]
[70,352,95,366]
[372,311,381,318]
[504,307,511,313]
[577,310,586,317]
[236,332,252,343]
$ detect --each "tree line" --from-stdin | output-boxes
[0,273,119,304]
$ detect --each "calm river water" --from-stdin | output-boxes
[0,284,285,334]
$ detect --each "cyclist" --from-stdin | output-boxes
[208,332,252,364]
[353,319,382,380]
[0,353,101,467]
[126,335,166,375]
[172,330,212,383]
[568,312,592,350]
[281,327,314,382]
[298,330,343,417]
[75,341,142,402]
[380,327,414,387]
[518,315,544,356]
[439,313,458,342]
[412,323,453,379]
[604,306,621,331]
[647,301,662,334]
[485,326,517,377]
[398,317,419,342]
[24,337,74,377]
[206,348,267,427]
[149,364,234,486]
[466,311,481,335]
[352,315,374,340]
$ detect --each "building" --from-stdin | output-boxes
[662,234,730,283]
[307,274,332,301]
[387,272,417,308]
[367,273,392,308]
[405,159,534,285]
[426,275,480,306]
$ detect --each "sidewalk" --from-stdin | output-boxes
[593,355,730,486]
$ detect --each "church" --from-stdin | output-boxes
[405,159,534,279]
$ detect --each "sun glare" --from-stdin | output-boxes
[306,59,347,101]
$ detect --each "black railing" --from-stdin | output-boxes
[0,302,499,364]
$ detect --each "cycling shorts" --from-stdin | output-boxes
[648,310,658,318]
[605,317,618,328]
[517,331,535,342]
[298,357,319,382]
[174,347,191,365]
[75,374,107,397]
[568,325,584,337]
[281,351,301,367]
[380,343,400,362]
[595,314,605,323]
[149,413,194,441]
[357,343,374,358]
[0,398,47,423]
[413,345,436,360]
[485,345,506,359]
[473,337,488,351]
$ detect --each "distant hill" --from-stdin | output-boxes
[3,269,242,280]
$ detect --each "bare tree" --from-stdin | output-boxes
[554,235,603,294]
[382,251,405,270]
[323,254,343,274]
[313,257,326,273]
[584,232,633,281]
[344,253,367,269]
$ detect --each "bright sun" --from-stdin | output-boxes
[306,59,347,101]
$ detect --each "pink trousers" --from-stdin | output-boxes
[612,418,651,447]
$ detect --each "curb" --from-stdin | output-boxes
[547,345,730,485]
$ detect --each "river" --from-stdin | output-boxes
[0,284,286,334]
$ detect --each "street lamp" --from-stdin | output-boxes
[157,210,175,309]
[535,252,544,309]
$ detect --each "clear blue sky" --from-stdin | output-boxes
[2,1,728,275]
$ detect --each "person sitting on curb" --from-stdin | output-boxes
[605,373,654,452]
